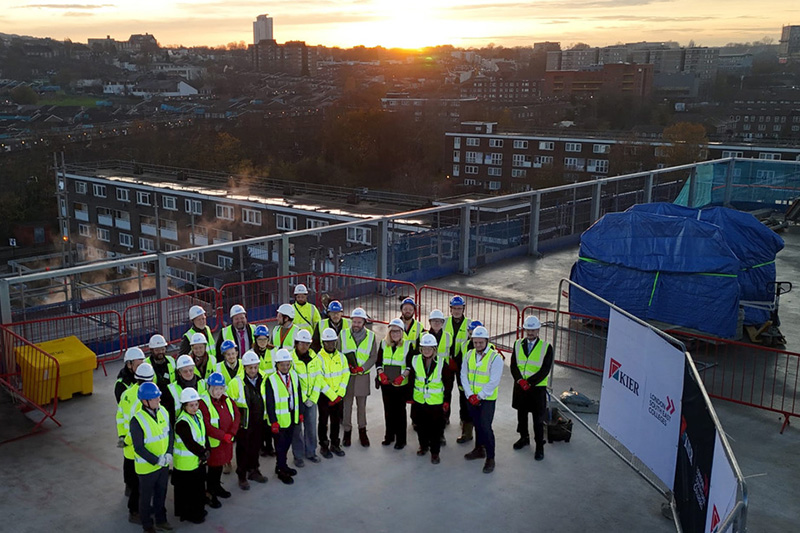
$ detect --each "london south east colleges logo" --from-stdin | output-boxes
[609,358,640,396]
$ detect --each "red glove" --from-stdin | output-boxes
[299,414,304,423]
[349,365,356,373]
[392,375,405,386]
[518,379,531,390]
[329,396,342,406]
[271,422,280,434]
[443,402,450,412]
[379,372,389,385]
[222,434,233,444]
[448,358,458,371]
[355,366,364,373]
[468,394,480,406]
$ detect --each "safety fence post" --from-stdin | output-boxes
[528,192,541,256]
[459,205,471,275]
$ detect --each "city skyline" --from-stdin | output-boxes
[5,0,794,49]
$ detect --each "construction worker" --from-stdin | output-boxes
[265,348,302,484]
[216,304,255,360]
[291,329,323,466]
[189,332,214,381]
[198,372,240,508]
[340,307,377,447]
[424,309,453,443]
[180,305,217,361]
[292,284,321,333]
[399,297,422,353]
[129,382,173,533]
[312,300,349,351]
[215,340,243,384]
[444,296,470,425]
[117,362,155,524]
[273,303,299,349]
[145,335,174,394]
[116,347,145,403]
[511,315,553,461]
[166,355,208,424]
[172,388,209,524]
[252,325,275,376]
[236,350,268,490]
[377,318,413,449]
[462,326,503,474]
[317,327,350,458]
[455,320,484,445]
[410,334,450,464]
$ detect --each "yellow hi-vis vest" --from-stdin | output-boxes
[412,355,444,405]
[292,349,323,404]
[429,329,453,362]
[117,383,141,460]
[184,325,217,360]
[145,355,176,384]
[465,348,501,401]
[267,371,301,428]
[273,324,299,349]
[515,339,550,387]
[132,406,170,475]
[203,395,235,448]
[444,316,470,358]
[318,349,349,400]
[380,341,410,385]
[215,361,244,384]
[403,319,422,347]
[173,410,206,471]
[292,302,321,332]
[168,381,208,411]
[340,328,375,372]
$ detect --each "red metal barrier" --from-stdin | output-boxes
[0,325,62,438]
[315,274,418,325]
[419,286,520,352]
[220,273,313,327]
[522,305,608,372]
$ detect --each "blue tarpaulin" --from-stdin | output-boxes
[570,210,742,338]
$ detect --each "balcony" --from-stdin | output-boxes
[141,223,157,236]
[75,210,89,222]
[98,214,113,227]
[213,238,233,252]
[565,164,585,171]
[191,235,208,246]
[160,228,178,241]
[115,218,131,231]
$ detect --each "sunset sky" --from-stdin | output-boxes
[3,0,793,49]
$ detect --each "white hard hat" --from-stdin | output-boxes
[523,316,542,330]
[124,347,146,362]
[180,387,202,404]
[148,334,168,349]
[175,354,195,370]
[230,304,246,318]
[241,350,260,366]
[190,332,207,345]
[295,329,312,343]
[321,328,338,342]
[277,303,295,319]
[471,326,489,339]
[388,318,404,330]
[351,307,368,320]
[420,333,438,347]
[429,309,445,321]
[273,348,293,364]
[294,284,308,295]
[188,305,205,321]
[135,363,155,381]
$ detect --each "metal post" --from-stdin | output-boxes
[0,279,12,325]
[686,166,697,208]
[645,172,655,204]
[528,193,541,256]
[278,235,290,304]
[591,182,602,224]
[376,219,389,280]
[723,158,736,208]
[155,253,169,339]
[459,204,471,275]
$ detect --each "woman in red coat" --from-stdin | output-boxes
[198,372,240,508]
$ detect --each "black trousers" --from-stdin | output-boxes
[123,457,140,514]
[442,364,455,420]
[380,384,408,445]
[468,400,497,459]
[172,466,206,521]
[138,467,169,529]
[458,389,472,424]
[273,425,295,471]
[317,398,343,446]
[236,425,262,479]
[206,465,223,495]
[414,403,445,455]
[516,387,548,445]
[261,419,275,454]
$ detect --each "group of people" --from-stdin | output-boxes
[114,285,553,533]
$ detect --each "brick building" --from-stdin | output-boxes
[542,63,653,100]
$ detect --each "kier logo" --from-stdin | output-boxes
[608,358,640,396]
[609,358,622,379]
[666,396,676,414]
[710,505,720,532]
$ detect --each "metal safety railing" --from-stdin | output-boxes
[315,273,419,325]
[219,273,313,327]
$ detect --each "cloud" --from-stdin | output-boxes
[22,3,112,8]
[63,10,96,16]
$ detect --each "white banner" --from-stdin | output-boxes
[598,309,685,489]
[706,433,739,532]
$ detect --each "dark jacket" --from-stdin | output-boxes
[510,338,553,411]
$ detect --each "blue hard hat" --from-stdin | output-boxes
[254,325,270,338]
[207,372,226,387]
[327,300,343,313]
[400,297,416,308]
[449,295,465,307]
[467,320,484,331]
[220,340,236,353]
[137,382,162,401]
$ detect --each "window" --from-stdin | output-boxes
[116,188,130,202]
[216,204,234,220]
[488,167,502,176]
[119,233,133,248]
[464,179,478,186]
[489,139,504,148]
[453,151,460,162]
[654,146,668,157]
[512,154,532,167]
[756,170,776,181]
[139,237,155,252]
[243,208,262,226]
[162,195,177,211]
[96,228,110,242]
[453,137,461,149]
[466,137,480,146]
[489,153,503,165]
[163,243,180,252]
[511,169,527,178]
[742,124,751,131]
[513,140,529,149]
[218,255,234,269]
[588,159,609,173]
[185,199,202,215]
[464,165,479,175]
[759,153,780,160]
[465,151,481,164]
[564,157,584,170]
[276,214,297,231]
[773,125,782,132]
[347,226,371,245]
[452,165,460,177]
[565,142,582,152]
[215,229,232,243]
[137,191,151,205]
[75,181,87,194]
[539,141,554,150]
[93,184,107,198]
[593,144,610,154]
[534,155,553,166]
[78,224,90,237]
[721,151,744,158]
[307,219,329,230]
[488,181,501,190]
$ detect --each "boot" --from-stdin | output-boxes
[330,443,346,457]
[320,441,333,459]
[482,458,495,473]
[207,495,221,509]
[456,422,473,444]
[431,454,441,465]
[343,430,352,447]
[216,485,231,498]
[238,477,250,490]
[464,446,486,460]
[277,470,294,485]
[513,435,530,450]
[247,470,267,483]
[534,442,544,461]
[381,435,394,446]
[359,428,370,447]
[440,435,447,446]
[222,462,232,475]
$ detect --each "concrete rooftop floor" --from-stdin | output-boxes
[1,226,799,533]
